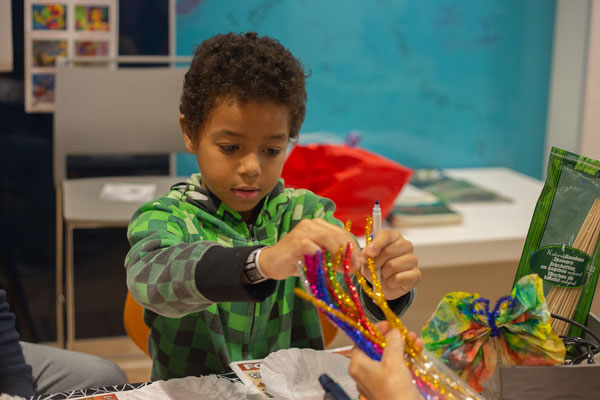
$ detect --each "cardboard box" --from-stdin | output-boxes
[483,313,600,400]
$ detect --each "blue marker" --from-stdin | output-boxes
[319,374,352,400]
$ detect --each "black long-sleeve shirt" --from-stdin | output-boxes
[0,289,34,397]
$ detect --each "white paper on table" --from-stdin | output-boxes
[115,375,263,400]
[99,182,157,203]
[260,348,358,400]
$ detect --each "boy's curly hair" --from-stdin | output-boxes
[180,32,308,142]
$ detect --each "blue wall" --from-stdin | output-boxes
[176,0,556,178]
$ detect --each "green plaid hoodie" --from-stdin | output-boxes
[126,174,414,380]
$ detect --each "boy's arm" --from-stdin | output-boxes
[125,201,275,318]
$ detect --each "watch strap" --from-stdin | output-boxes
[243,247,268,284]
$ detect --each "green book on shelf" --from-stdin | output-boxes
[409,169,512,203]
[387,184,462,227]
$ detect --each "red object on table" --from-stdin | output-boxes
[281,143,412,236]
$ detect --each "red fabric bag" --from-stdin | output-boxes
[281,143,412,235]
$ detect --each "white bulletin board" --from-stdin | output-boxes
[24,0,118,113]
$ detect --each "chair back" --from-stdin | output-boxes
[53,57,190,184]
[123,291,150,356]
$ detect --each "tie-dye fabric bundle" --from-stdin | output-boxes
[422,274,566,392]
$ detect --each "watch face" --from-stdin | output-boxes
[244,248,266,283]
[245,267,264,282]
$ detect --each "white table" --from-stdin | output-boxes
[391,167,544,269]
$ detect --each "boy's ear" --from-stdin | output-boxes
[180,114,195,153]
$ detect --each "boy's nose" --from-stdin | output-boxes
[239,152,261,177]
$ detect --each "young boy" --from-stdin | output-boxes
[125,31,421,381]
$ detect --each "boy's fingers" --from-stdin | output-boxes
[368,238,414,266]
[363,230,410,262]
[310,219,357,259]
[380,254,419,280]
[391,268,422,291]
[310,219,360,271]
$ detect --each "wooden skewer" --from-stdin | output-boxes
[547,198,600,336]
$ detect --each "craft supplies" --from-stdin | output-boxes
[294,218,482,399]
[422,274,566,393]
[513,147,600,336]
[546,198,600,335]
[319,374,353,400]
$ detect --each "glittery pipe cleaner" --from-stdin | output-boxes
[322,252,348,313]
[295,259,374,358]
[340,320,382,360]
[315,252,335,306]
[296,258,378,357]
[294,288,385,350]
[323,249,383,348]
[304,253,320,298]
[319,300,382,360]
[341,243,380,340]
[327,248,358,316]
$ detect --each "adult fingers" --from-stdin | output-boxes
[405,331,423,352]
[381,329,406,370]
[373,320,391,335]
[349,347,379,381]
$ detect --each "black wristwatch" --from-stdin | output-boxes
[243,248,268,284]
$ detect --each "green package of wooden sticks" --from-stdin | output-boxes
[513,147,600,337]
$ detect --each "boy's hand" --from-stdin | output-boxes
[259,219,360,280]
[349,321,424,400]
[360,230,421,300]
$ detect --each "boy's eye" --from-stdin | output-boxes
[219,145,238,153]
[263,148,282,157]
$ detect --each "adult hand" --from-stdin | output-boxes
[349,321,423,400]
[360,230,421,300]
[259,219,360,280]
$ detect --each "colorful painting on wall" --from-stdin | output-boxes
[75,5,110,31]
[32,73,56,103]
[24,0,118,112]
[32,4,67,30]
[32,39,67,66]
[75,40,109,56]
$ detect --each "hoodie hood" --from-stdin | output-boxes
[169,173,285,225]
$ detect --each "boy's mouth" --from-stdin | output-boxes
[232,187,260,200]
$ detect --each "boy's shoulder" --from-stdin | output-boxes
[282,185,322,203]
[280,184,336,212]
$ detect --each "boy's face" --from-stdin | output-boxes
[181,98,290,221]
